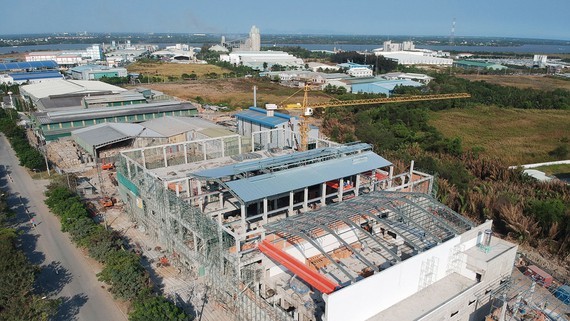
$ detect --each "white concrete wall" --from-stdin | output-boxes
[324,236,460,321]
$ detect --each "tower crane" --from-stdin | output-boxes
[278,85,470,151]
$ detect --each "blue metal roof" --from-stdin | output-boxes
[193,143,374,179]
[225,151,391,203]
[235,107,293,128]
[10,71,63,81]
[353,79,423,91]
[0,60,58,72]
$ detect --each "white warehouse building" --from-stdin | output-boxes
[221,51,304,70]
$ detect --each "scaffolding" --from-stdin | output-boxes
[263,191,475,283]
[486,269,570,321]
[115,129,445,321]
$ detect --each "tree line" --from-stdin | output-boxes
[44,180,192,321]
[0,189,58,321]
[0,109,46,171]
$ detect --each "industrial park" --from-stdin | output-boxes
[1,6,570,321]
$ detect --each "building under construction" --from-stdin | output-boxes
[116,126,518,321]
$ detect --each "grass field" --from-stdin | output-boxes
[534,164,570,176]
[129,78,333,109]
[429,106,570,165]
[457,74,570,91]
[127,61,230,79]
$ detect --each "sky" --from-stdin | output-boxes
[1,0,569,40]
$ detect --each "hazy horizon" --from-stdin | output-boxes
[1,0,569,41]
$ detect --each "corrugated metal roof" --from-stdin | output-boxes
[21,79,126,100]
[71,123,164,152]
[235,107,293,128]
[0,60,58,72]
[352,79,423,91]
[225,151,391,203]
[33,101,197,124]
[10,71,63,81]
[193,143,374,179]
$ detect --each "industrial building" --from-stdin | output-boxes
[236,107,318,150]
[151,44,198,62]
[222,25,261,52]
[116,126,517,321]
[453,60,507,71]
[25,44,104,66]
[70,65,128,80]
[382,40,416,52]
[0,60,63,84]
[221,51,304,70]
[381,72,434,84]
[376,51,453,66]
[350,78,424,96]
[337,62,374,78]
[20,80,198,141]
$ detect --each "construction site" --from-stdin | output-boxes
[113,120,522,321]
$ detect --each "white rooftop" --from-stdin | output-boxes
[367,273,475,321]
[21,79,126,100]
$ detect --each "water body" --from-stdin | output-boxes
[274,43,570,54]
[2,42,569,55]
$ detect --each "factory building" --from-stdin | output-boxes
[454,60,507,71]
[336,63,373,78]
[381,72,434,84]
[70,65,128,80]
[221,51,304,70]
[235,107,318,150]
[151,44,198,62]
[20,80,198,141]
[116,129,517,321]
[351,79,423,96]
[382,40,416,52]
[25,45,105,67]
[376,51,453,66]
[0,60,63,84]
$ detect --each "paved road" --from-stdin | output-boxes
[0,134,127,321]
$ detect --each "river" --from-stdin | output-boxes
[1,42,569,55]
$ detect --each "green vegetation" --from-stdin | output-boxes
[129,295,191,321]
[99,76,130,85]
[44,179,192,320]
[0,109,46,171]
[534,164,570,176]
[321,74,570,262]
[330,51,398,74]
[428,74,570,109]
[0,190,59,321]
[264,46,330,59]
[428,106,569,164]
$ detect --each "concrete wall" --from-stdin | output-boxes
[324,236,460,321]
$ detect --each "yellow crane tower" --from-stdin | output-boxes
[279,85,471,151]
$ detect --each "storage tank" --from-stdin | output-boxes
[483,229,493,247]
